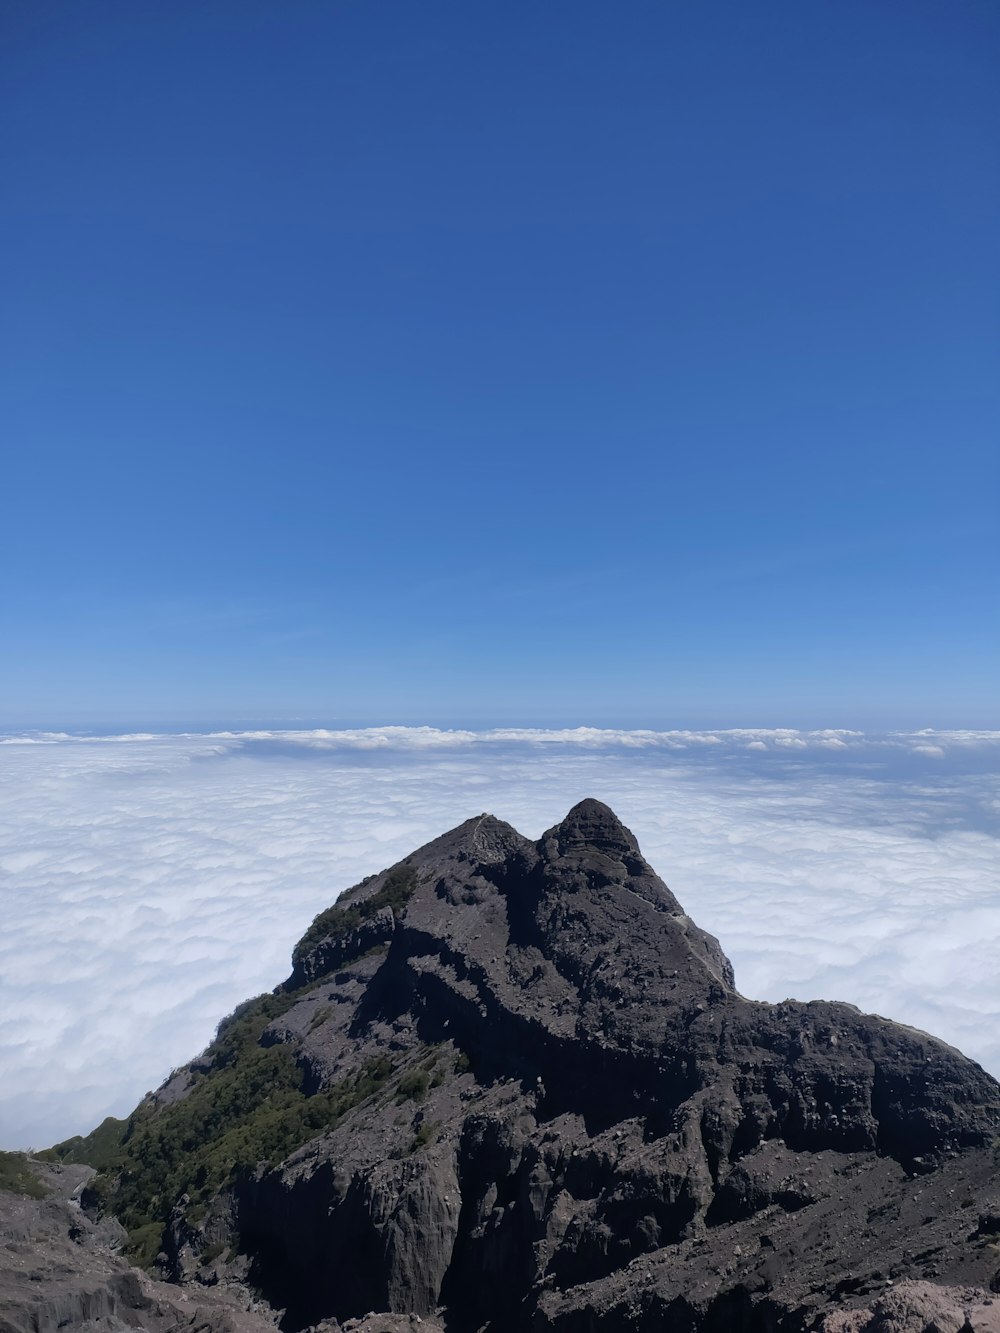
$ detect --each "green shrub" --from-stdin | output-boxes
[207,990,301,1069]
[309,1006,333,1032]
[396,1069,430,1103]
[408,1121,437,1154]
[0,1151,47,1199]
[291,864,418,976]
[80,989,395,1267]
[48,1116,127,1170]
[123,1221,165,1268]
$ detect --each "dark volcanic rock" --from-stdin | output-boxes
[0,1159,275,1333]
[34,800,1000,1332]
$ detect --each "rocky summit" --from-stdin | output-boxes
[6,800,1000,1333]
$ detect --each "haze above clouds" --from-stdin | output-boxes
[1,727,998,1149]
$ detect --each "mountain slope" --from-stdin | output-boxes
[55,800,1000,1331]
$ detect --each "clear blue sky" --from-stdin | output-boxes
[2,0,997,729]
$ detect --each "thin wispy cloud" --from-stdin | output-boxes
[1,727,997,1149]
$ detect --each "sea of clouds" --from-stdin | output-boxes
[1,725,998,1149]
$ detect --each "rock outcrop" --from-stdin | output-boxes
[0,1158,276,1333]
[29,801,1000,1331]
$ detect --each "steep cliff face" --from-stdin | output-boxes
[61,801,1000,1332]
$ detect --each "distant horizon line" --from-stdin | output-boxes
[3,722,999,745]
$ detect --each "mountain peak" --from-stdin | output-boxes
[410,810,532,867]
[50,802,1000,1333]
[540,797,641,860]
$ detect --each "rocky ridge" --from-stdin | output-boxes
[16,800,1000,1332]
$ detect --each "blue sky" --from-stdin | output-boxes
[2,0,997,727]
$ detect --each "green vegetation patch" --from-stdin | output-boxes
[408,1121,438,1154]
[199,1241,228,1266]
[123,1220,167,1269]
[396,1069,430,1103]
[292,863,418,976]
[78,988,395,1267]
[207,990,302,1066]
[0,1151,48,1199]
[47,1116,128,1170]
[309,1005,333,1032]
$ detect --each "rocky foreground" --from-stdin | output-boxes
[5,799,1000,1332]
[0,1156,279,1333]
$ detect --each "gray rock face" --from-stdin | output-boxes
[23,800,1000,1332]
[0,1160,276,1333]
[818,1281,1000,1333]
[294,905,397,987]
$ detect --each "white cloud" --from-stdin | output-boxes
[0,727,998,1149]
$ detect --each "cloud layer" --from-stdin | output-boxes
[1,726,998,1148]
